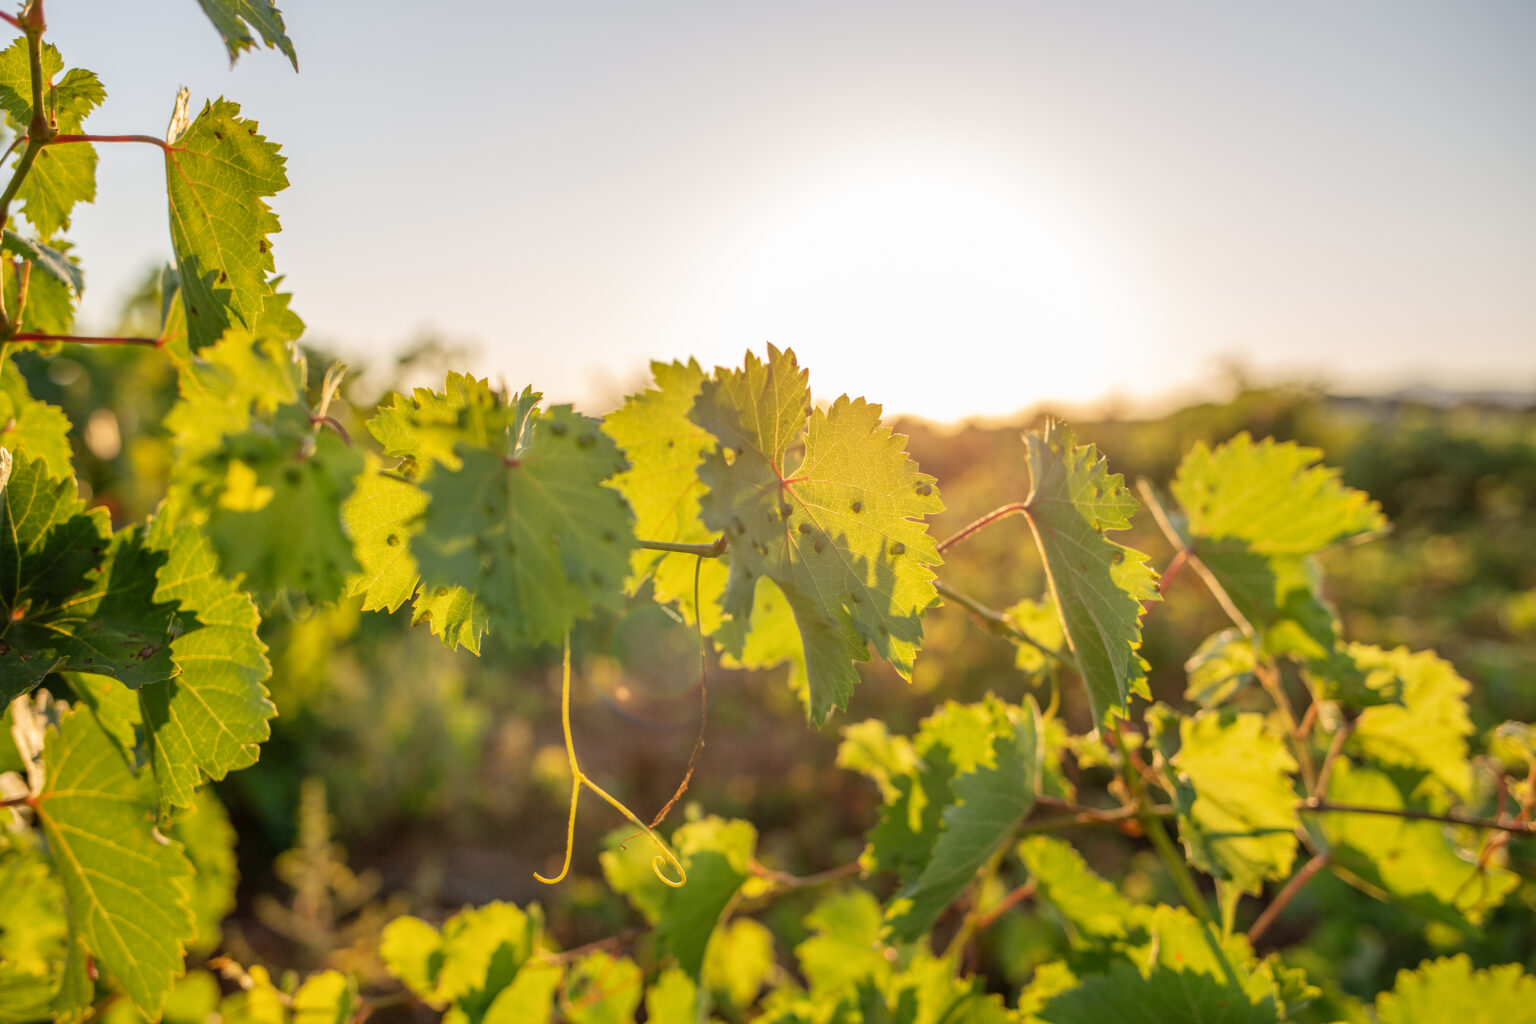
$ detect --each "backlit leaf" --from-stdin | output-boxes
[1020,421,1157,724]
[194,0,298,69]
[165,99,287,351]
[1346,644,1473,800]
[691,346,943,723]
[33,708,195,1019]
[142,513,273,816]
[0,359,73,478]
[1148,706,1299,895]
[1374,955,1536,1024]
[1016,835,1145,943]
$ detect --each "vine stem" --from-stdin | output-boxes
[748,858,861,890]
[533,635,687,888]
[636,536,726,558]
[1246,853,1329,944]
[1135,479,1257,634]
[933,579,1073,670]
[1300,799,1536,836]
[48,133,174,153]
[4,333,163,347]
[935,502,1028,553]
[0,12,20,29]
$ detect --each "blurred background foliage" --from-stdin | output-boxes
[23,273,1536,1015]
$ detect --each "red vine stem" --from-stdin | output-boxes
[936,501,1029,552]
[1246,852,1329,944]
[1301,799,1536,836]
[48,133,175,153]
[4,333,163,347]
[0,13,21,29]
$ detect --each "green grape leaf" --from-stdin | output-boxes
[0,359,73,477]
[411,578,488,656]
[1037,907,1284,1023]
[193,414,363,603]
[164,788,238,953]
[1183,628,1258,707]
[602,359,721,606]
[380,902,540,1017]
[290,972,353,1024]
[838,718,920,804]
[1148,706,1299,895]
[1173,433,1385,554]
[692,346,943,724]
[886,697,1040,942]
[164,329,299,462]
[165,99,287,351]
[3,250,77,335]
[1020,422,1157,725]
[1171,434,1385,659]
[0,845,68,1022]
[367,374,535,475]
[341,458,427,613]
[17,144,97,240]
[602,817,756,978]
[483,962,562,1024]
[1311,759,1516,927]
[141,514,273,815]
[32,707,196,1019]
[1374,955,1536,1024]
[564,951,641,1024]
[0,38,42,126]
[1345,644,1473,800]
[1006,594,1066,675]
[1016,836,1146,943]
[414,405,636,650]
[0,456,179,703]
[794,889,890,996]
[3,230,84,296]
[194,0,298,69]
[218,964,285,1024]
[703,918,775,1012]
[644,968,699,1022]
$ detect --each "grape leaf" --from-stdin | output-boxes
[1374,955,1536,1024]
[195,0,298,69]
[165,99,287,351]
[1020,422,1157,725]
[0,845,67,1022]
[164,328,299,462]
[794,889,890,996]
[0,43,103,239]
[1183,628,1258,708]
[164,788,238,953]
[691,346,943,724]
[564,951,641,1024]
[3,230,85,297]
[0,359,73,477]
[32,707,196,1019]
[1016,836,1146,943]
[2,249,77,335]
[141,513,274,816]
[1037,907,1285,1024]
[1148,706,1299,895]
[885,697,1039,942]
[193,411,363,603]
[380,901,541,1018]
[413,405,636,650]
[483,963,562,1024]
[601,817,756,978]
[703,918,775,1012]
[17,144,97,241]
[1345,644,1473,800]
[367,374,536,476]
[0,455,179,703]
[1311,759,1516,927]
[341,459,427,613]
[1171,434,1385,658]
[644,968,698,1022]
[602,359,725,617]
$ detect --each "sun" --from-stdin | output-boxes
[687,165,1136,422]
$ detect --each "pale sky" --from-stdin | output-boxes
[44,1,1536,421]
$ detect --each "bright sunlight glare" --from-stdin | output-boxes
[686,166,1138,422]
